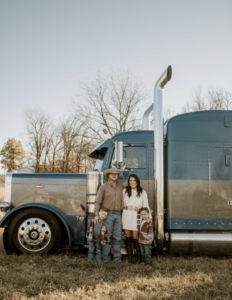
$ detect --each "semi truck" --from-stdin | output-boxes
[1,65,232,255]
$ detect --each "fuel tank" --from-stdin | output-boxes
[169,232,232,255]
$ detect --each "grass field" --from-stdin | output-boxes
[1,251,232,300]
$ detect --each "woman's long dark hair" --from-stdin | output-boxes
[125,174,143,197]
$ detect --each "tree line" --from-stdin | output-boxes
[0,70,148,173]
[1,72,232,173]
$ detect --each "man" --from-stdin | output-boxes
[94,166,124,262]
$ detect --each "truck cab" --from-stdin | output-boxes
[89,131,155,213]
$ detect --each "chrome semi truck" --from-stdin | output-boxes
[1,66,232,255]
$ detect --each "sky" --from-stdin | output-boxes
[1,0,232,173]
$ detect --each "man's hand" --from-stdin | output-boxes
[94,215,100,225]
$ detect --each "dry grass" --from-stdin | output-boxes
[0,252,232,300]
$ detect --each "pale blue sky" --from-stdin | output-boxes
[1,0,232,172]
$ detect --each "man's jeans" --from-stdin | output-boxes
[102,212,122,262]
[87,238,101,261]
[139,243,151,265]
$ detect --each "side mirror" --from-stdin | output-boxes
[115,141,123,164]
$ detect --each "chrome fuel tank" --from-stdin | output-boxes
[169,232,232,255]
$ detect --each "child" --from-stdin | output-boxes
[86,209,108,261]
[138,207,153,266]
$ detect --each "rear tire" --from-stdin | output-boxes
[8,208,61,254]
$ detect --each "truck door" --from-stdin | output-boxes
[209,146,232,212]
[109,144,152,208]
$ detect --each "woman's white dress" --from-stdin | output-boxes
[122,189,150,231]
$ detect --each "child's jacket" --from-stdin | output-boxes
[86,220,108,245]
[138,218,153,244]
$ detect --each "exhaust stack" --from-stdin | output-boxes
[154,65,172,251]
[142,103,153,130]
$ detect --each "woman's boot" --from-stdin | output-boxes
[126,237,133,263]
[133,238,142,263]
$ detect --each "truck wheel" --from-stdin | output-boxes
[8,208,61,254]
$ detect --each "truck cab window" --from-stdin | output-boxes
[93,159,103,171]
[89,147,108,171]
[112,146,146,168]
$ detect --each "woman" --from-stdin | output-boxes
[122,174,151,263]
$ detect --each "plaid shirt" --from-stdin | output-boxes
[86,220,108,246]
[94,181,124,216]
[138,218,153,245]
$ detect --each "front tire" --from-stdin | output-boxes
[8,208,62,254]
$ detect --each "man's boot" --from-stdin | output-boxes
[126,237,133,263]
[133,238,142,263]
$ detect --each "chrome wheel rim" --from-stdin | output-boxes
[17,217,51,252]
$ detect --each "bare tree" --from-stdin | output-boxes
[57,116,80,173]
[74,70,149,142]
[182,87,232,112]
[182,87,205,112]
[207,88,232,110]
[164,105,176,121]
[73,126,94,173]
[56,115,93,173]
[46,127,63,173]
[41,126,60,172]
[24,107,94,173]
[25,108,53,172]
[24,70,149,173]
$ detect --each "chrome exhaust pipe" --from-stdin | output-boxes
[154,65,172,251]
[142,103,153,130]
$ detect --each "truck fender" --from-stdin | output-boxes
[0,203,73,246]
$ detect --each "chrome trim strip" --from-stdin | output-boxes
[208,162,211,196]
